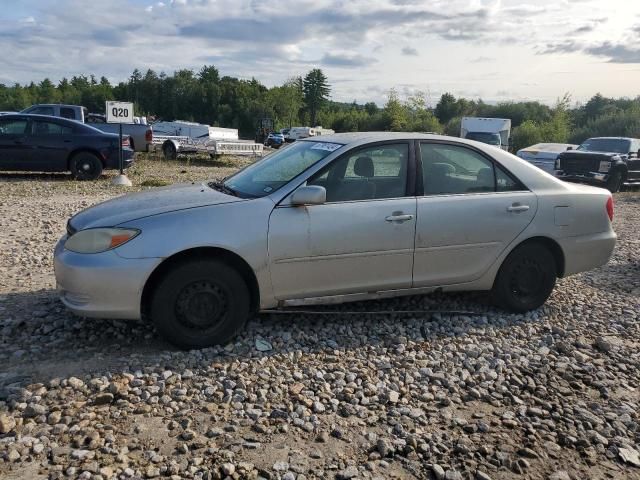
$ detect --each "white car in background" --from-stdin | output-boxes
[517,143,578,174]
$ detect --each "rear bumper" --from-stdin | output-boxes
[104,149,135,170]
[558,230,617,276]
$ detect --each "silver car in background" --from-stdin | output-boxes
[54,133,616,349]
[517,143,578,174]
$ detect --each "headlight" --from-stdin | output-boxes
[65,228,140,254]
[554,158,561,170]
[599,160,611,173]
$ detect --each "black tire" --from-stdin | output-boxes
[606,170,623,193]
[71,152,103,181]
[150,259,250,349]
[163,142,177,161]
[491,242,557,312]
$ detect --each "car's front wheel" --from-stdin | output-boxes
[150,259,250,349]
[606,170,623,193]
[491,242,557,312]
[71,153,103,181]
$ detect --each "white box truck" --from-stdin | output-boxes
[460,117,511,150]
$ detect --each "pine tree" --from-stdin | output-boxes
[303,69,330,126]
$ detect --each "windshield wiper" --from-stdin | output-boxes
[208,181,238,197]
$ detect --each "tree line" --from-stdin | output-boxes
[1,66,639,150]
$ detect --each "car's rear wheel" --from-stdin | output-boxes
[71,153,103,181]
[491,242,557,312]
[606,170,623,193]
[150,259,250,349]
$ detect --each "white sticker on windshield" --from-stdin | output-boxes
[310,142,342,152]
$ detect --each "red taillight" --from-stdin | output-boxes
[606,196,614,221]
[121,137,130,147]
[145,129,153,142]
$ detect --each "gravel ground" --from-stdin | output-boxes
[0,158,639,480]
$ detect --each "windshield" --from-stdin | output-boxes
[222,140,343,198]
[577,138,630,154]
[465,132,501,146]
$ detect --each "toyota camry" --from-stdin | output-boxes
[54,133,616,349]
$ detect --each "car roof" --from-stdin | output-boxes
[0,113,113,135]
[587,137,638,141]
[300,131,465,145]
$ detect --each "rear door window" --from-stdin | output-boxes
[32,121,73,135]
[420,142,525,195]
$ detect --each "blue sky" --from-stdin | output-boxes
[1,0,639,106]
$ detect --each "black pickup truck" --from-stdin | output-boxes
[555,137,640,192]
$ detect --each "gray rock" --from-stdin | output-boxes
[337,466,359,479]
[619,447,640,467]
[548,472,571,480]
[273,461,289,472]
[255,338,273,352]
[376,438,394,457]
[445,470,463,480]
[23,403,47,418]
[221,463,236,476]
[431,464,445,480]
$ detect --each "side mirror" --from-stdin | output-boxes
[291,185,326,206]
[566,146,573,150]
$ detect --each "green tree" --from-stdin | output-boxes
[383,89,407,131]
[511,120,543,152]
[434,93,459,124]
[303,69,330,126]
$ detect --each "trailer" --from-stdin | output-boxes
[152,120,239,141]
[150,120,262,159]
[153,135,263,160]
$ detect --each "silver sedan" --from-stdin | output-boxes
[54,132,617,349]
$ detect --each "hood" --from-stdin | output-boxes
[69,182,244,231]
[519,150,558,161]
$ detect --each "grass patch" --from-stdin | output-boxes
[140,178,172,187]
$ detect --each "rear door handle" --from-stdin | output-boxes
[507,203,530,213]
[385,213,414,223]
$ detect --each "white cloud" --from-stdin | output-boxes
[0,0,638,104]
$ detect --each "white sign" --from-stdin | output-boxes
[105,101,134,124]
[310,142,342,152]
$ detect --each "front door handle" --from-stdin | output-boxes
[385,213,414,223]
[507,203,530,213]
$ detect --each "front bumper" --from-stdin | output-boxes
[555,171,609,186]
[54,237,160,320]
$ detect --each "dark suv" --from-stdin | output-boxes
[555,137,640,192]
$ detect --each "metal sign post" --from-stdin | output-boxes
[106,101,134,187]
[119,123,124,174]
